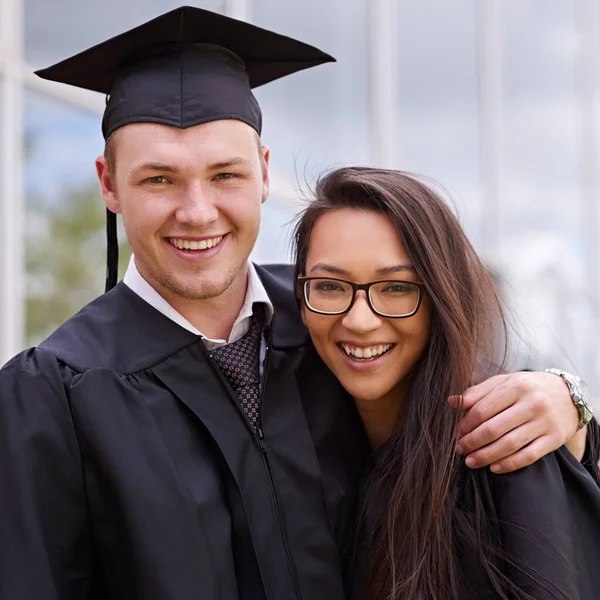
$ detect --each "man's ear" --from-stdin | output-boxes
[96,156,121,214]
[260,145,270,204]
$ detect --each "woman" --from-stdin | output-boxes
[293,167,600,600]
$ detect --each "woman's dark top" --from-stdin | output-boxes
[344,422,600,600]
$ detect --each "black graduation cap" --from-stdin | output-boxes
[35,5,335,292]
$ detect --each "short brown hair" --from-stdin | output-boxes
[104,133,117,177]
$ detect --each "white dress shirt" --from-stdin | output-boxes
[123,255,274,350]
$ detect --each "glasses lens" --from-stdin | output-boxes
[304,278,353,314]
[369,281,421,317]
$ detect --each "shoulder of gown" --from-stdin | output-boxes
[36,283,200,374]
[33,264,303,374]
[0,347,93,597]
[470,446,600,600]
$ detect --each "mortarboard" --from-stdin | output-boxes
[35,5,335,292]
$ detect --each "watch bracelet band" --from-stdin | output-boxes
[544,368,594,430]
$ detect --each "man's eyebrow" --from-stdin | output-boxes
[129,162,180,175]
[207,157,253,170]
[128,156,253,176]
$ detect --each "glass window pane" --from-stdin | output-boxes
[0,77,5,354]
[253,0,370,169]
[251,201,297,265]
[25,91,131,345]
[25,0,224,66]
[498,0,595,383]
[501,1,582,252]
[393,0,482,243]
[252,0,370,261]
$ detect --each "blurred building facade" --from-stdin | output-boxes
[1,0,599,402]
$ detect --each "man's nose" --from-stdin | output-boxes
[175,185,219,226]
[341,291,383,334]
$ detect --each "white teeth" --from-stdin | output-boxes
[341,343,392,360]
[170,236,223,251]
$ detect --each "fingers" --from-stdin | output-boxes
[484,436,555,474]
[456,382,522,439]
[461,421,543,470]
[448,373,510,410]
[457,399,536,454]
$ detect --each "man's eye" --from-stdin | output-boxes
[146,176,167,184]
[215,173,237,180]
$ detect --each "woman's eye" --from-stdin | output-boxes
[382,283,414,294]
[316,282,344,292]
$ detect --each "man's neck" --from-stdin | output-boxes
[169,281,247,340]
[141,262,249,341]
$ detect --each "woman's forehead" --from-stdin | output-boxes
[306,209,413,273]
[308,209,405,250]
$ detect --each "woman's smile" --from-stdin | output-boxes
[301,208,431,405]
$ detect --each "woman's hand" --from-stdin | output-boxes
[450,371,581,473]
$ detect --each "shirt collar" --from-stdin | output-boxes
[123,255,273,342]
[238,261,275,325]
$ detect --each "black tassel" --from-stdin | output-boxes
[105,208,119,292]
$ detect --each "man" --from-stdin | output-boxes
[0,6,593,599]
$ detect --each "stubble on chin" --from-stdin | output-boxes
[153,262,246,302]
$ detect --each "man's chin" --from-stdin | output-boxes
[161,270,241,301]
[167,280,231,301]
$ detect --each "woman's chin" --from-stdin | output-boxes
[343,384,390,404]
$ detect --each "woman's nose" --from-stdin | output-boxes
[341,291,382,334]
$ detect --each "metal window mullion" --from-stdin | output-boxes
[224,0,250,21]
[476,0,503,259]
[577,0,600,398]
[367,0,396,167]
[0,0,24,364]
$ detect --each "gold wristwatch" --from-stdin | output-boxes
[544,369,594,431]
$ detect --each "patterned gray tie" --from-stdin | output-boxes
[210,308,263,426]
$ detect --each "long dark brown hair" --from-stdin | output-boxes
[293,167,571,600]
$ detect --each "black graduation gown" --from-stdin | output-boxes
[0,264,367,600]
[345,444,600,600]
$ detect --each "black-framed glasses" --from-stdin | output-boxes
[298,277,425,318]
